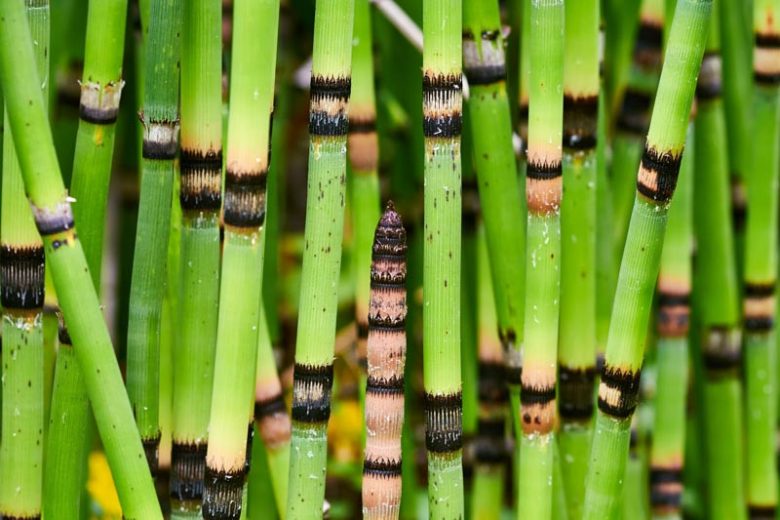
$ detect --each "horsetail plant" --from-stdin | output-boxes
[421,0,465,515]
[611,0,664,264]
[0,0,48,517]
[203,0,280,515]
[558,0,600,516]
[44,316,90,519]
[719,0,752,241]
[0,0,162,515]
[581,0,711,517]
[693,5,746,518]
[348,0,382,382]
[649,119,694,518]
[126,0,181,475]
[69,0,128,287]
[361,202,407,520]
[462,0,525,431]
[285,0,355,515]
[742,1,780,514]
[517,0,564,518]
[253,303,290,516]
[471,222,507,520]
[170,0,223,514]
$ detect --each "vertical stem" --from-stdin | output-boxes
[126,0,181,475]
[171,0,222,514]
[285,0,355,516]
[462,0,525,452]
[693,3,746,518]
[649,120,694,519]
[349,0,382,386]
[557,0,600,516]
[518,1,564,518]
[743,0,780,515]
[203,0,280,515]
[0,5,49,519]
[422,0,464,515]
[582,0,711,517]
[69,0,128,288]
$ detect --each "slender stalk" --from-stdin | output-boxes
[595,90,614,364]
[719,0,752,243]
[285,0,355,515]
[0,0,162,515]
[603,0,642,118]
[462,0,525,431]
[0,1,48,517]
[43,317,90,519]
[170,0,223,514]
[742,1,780,515]
[581,0,711,516]
[421,0,464,515]
[557,0,600,516]
[252,303,290,517]
[693,4,746,518]
[125,0,181,475]
[470,222,507,520]
[203,0,280,515]
[361,203,407,520]
[611,0,665,265]
[517,1,564,518]
[69,0,127,288]
[349,0,381,382]
[649,120,694,520]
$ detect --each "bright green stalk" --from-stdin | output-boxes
[611,0,665,266]
[69,0,127,288]
[557,0,600,517]
[252,303,290,518]
[0,5,48,518]
[44,320,90,519]
[247,432,279,519]
[204,0,280,514]
[582,0,711,517]
[348,0,381,380]
[462,0,525,426]
[719,0,752,243]
[595,90,613,362]
[285,0,355,516]
[125,0,181,475]
[421,0,464,515]
[0,0,162,516]
[650,120,694,520]
[693,5,746,519]
[470,222,506,520]
[170,0,222,514]
[742,2,780,515]
[517,1,564,518]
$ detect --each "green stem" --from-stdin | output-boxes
[743,1,780,514]
[125,0,181,475]
[693,4,746,518]
[285,0,355,515]
[203,2,280,515]
[0,1,48,517]
[558,0,600,516]
[170,0,223,514]
[518,1,564,518]
[582,0,711,517]
[462,0,525,434]
[421,0,464,515]
[649,120,694,520]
